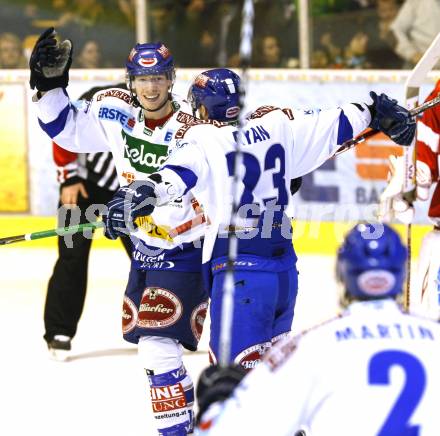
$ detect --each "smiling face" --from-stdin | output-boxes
[132,74,173,119]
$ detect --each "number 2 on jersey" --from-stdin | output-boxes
[368,350,426,436]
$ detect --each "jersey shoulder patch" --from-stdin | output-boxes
[95,88,132,105]
[264,313,343,372]
[263,335,299,372]
[175,111,229,139]
[248,105,294,121]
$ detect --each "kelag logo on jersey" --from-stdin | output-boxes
[122,131,168,173]
[98,105,135,131]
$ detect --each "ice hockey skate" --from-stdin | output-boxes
[47,335,71,362]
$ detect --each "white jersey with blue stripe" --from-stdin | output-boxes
[198,300,440,435]
[34,87,206,255]
[153,104,373,262]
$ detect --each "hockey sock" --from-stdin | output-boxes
[138,336,194,435]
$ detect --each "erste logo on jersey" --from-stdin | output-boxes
[357,270,396,296]
[137,287,182,328]
[98,105,135,131]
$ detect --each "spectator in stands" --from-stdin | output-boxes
[214,0,242,67]
[116,0,135,29]
[319,32,344,68]
[344,31,372,68]
[148,0,181,62]
[0,33,27,68]
[253,34,289,68]
[179,0,217,67]
[377,0,399,44]
[73,40,103,68]
[311,49,330,68]
[367,0,402,69]
[390,0,440,68]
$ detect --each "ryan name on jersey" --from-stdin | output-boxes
[232,124,271,145]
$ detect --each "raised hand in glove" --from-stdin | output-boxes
[102,181,157,240]
[196,364,247,427]
[29,27,73,91]
[369,91,416,146]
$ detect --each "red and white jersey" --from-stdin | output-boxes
[34,88,206,250]
[416,80,440,219]
[199,300,440,435]
[155,104,372,262]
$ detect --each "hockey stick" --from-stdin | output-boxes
[0,221,104,245]
[218,0,255,367]
[333,93,440,157]
[402,31,440,311]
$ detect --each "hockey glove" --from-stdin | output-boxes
[29,27,73,91]
[102,181,157,240]
[369,91,416,146]
[196,364,247,426]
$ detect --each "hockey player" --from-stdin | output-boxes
[380,79,440,318]
[30,28,208,435]
[194,223,440,435]
[104,68,416,370]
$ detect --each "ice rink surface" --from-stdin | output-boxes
[0,246,340,435]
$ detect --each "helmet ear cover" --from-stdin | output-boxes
[337,223,407,301]
[187,68,241,122]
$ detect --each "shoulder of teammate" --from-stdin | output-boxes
[173,110,231,142]
[247,105,295,121]
[89,87,133,110]
[170,92,192,113]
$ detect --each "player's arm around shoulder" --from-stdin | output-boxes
[164,124,211,183]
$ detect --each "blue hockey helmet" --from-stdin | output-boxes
[337,223,407,300]
[188,68,241,122]
[126,42,175,81]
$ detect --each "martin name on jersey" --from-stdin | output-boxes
[34,87,206,270]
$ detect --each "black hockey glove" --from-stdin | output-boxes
[368,91,416,146]
[29,27,73,91]
[102,181,157,240]
[196,364,247,426]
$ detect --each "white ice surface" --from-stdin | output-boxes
[0,247,339,435]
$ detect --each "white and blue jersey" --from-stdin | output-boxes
[153,104,373,263]
[147,103,372,366]
[34,88,206,271]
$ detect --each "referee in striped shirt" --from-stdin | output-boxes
[44,84,132,360]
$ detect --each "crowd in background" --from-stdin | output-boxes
[0,0,438,70]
